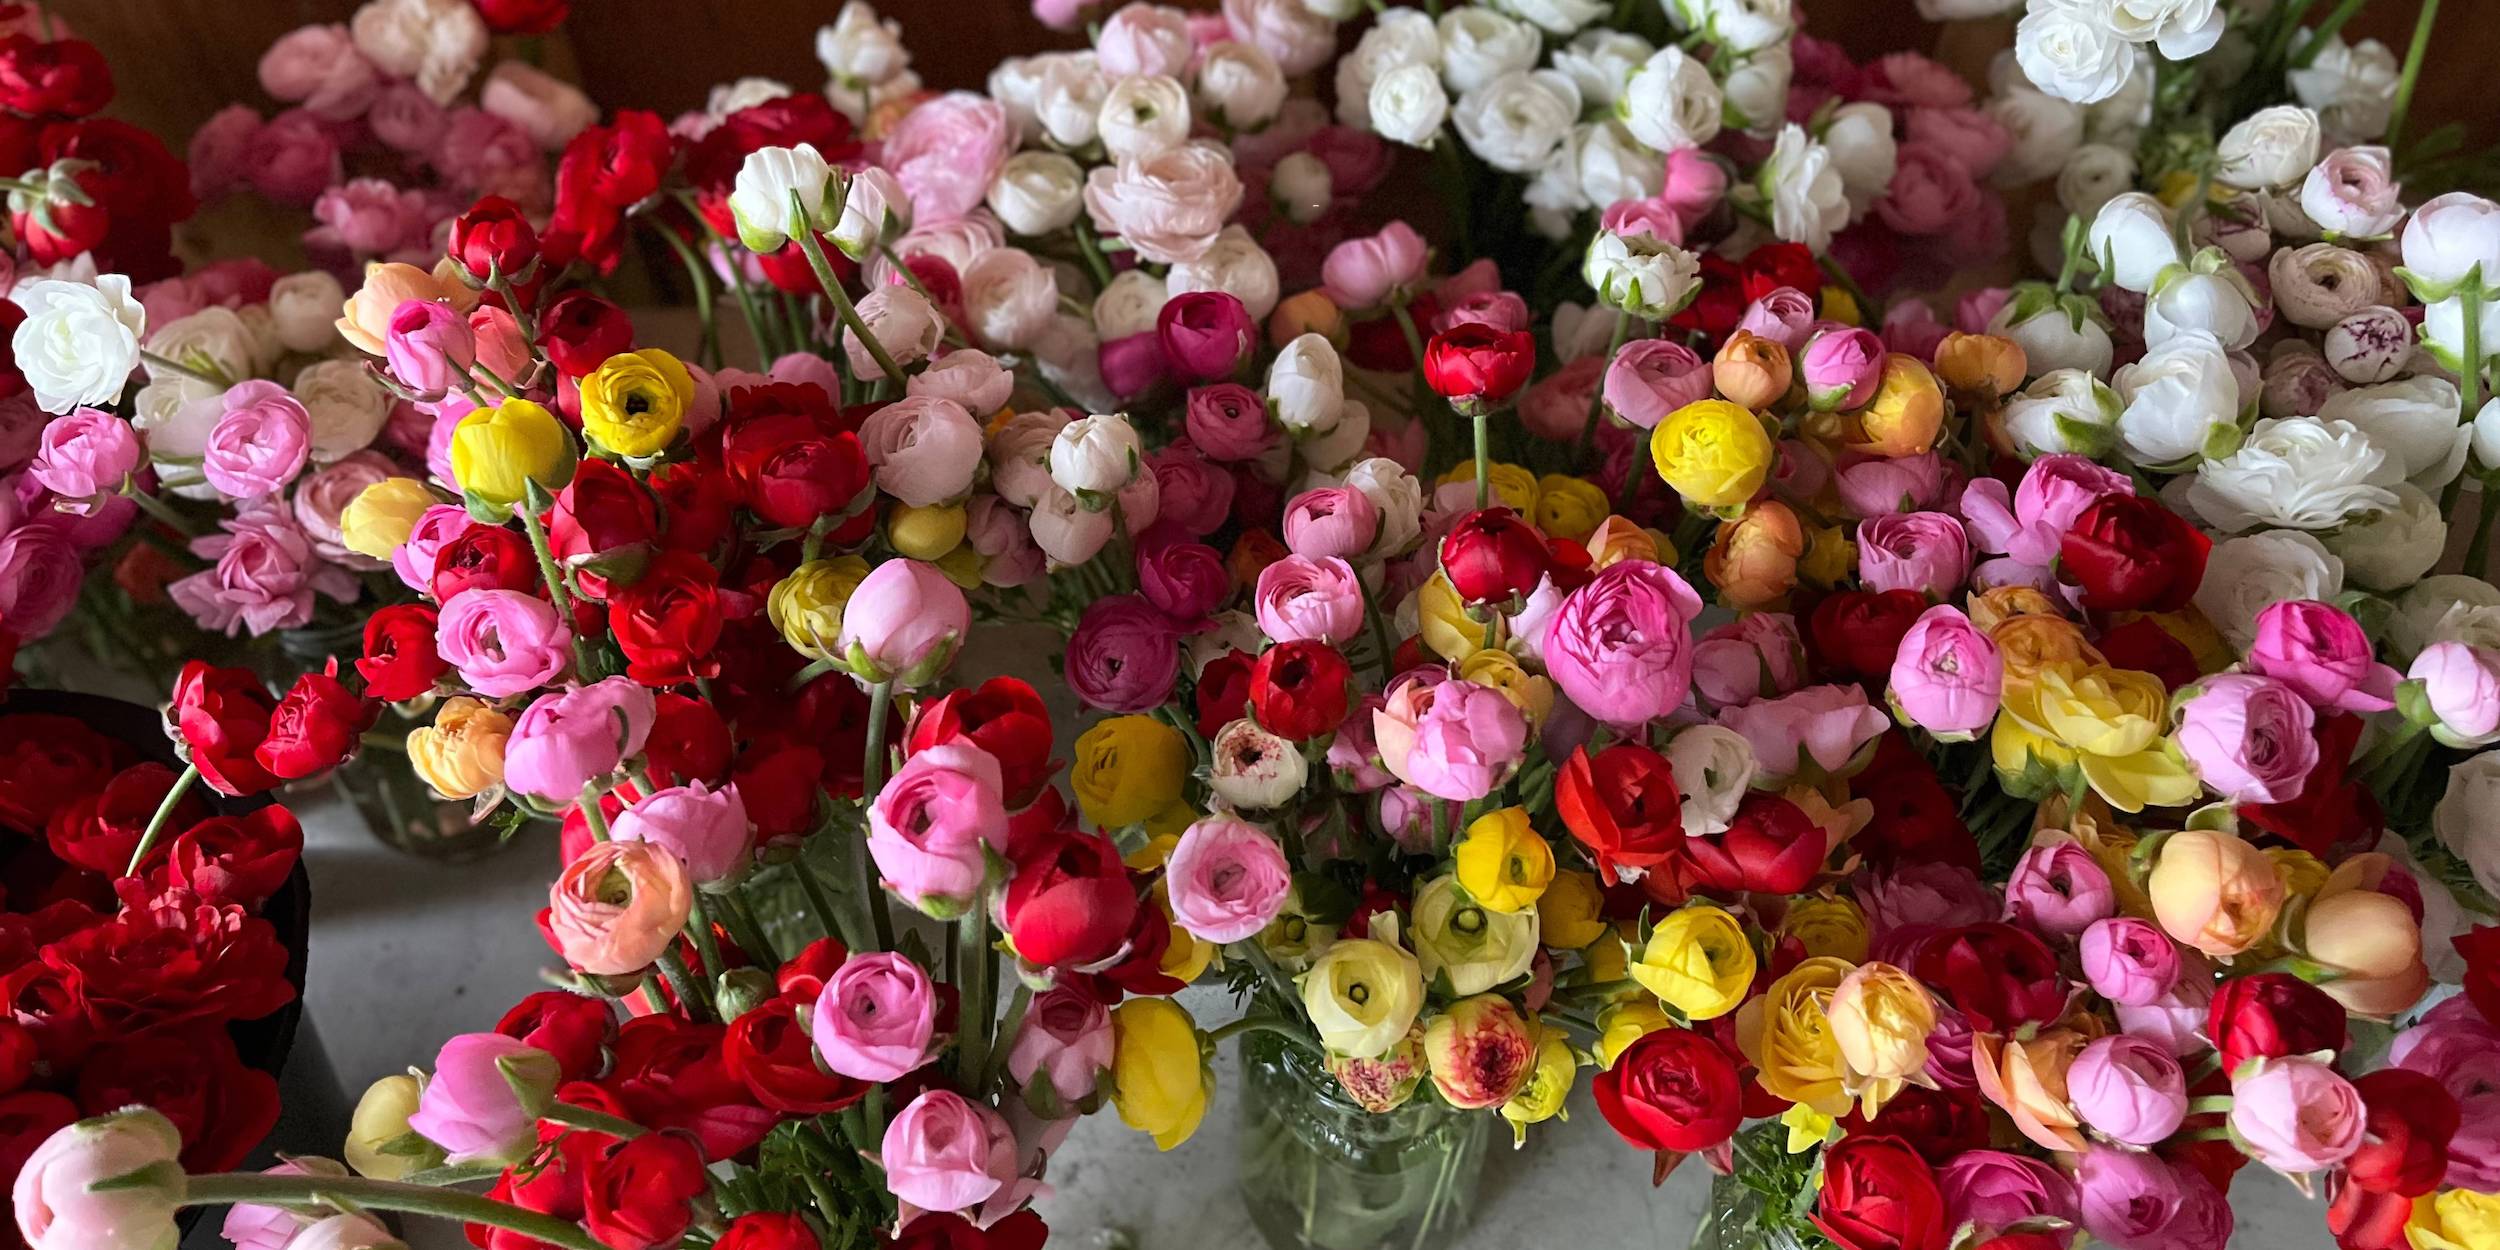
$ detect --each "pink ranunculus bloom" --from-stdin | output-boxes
[2174,673,2319,805]
[2002,836,2115,939]
[1134,529,1228,624]
[2067,1035,2188,1148]
[1067,594,1181,713]
[1887,604,2001,737]
[1321,220,1428,311]
[2228,1056,2366,1173]
[868,742,1007,916]
[1434,289,1530,335]
[2078,916,2182,1007]
[1601,338,1711,431]
[881,1089,1017,1215]
[1006,984,1114,1105]
[1856,510,1972,600]
[1183,382,1278,462]
[1858,864,1999,961]
[549,840,692,976]
[1833,451,1956,519]
[611,780,750,885]
[383,298,478,395]
[1541,559,1704,729]
[406,1033,561,1165]
[1519,355,1604,443]
[1736,287,1818,351]
[1164,815,1292,942]
[860,395,984,509]
[503,678,659,803]
[258,22,380,121]
[1691,611,1806,709]
[202,380,315,500]
[222,1159,343,1250]
[1097,330,1168,400]
[1880,299,1951,360]
[882,92,1016,225]
[29,408,144,511]
[1371,667,1447,788]
[1327,694,1393,793]
[1081,143,1244,266]
[0,524,82,640]
[1599,196,1684,245]
[1800,327,1886,411]
[2075,1147,2211,1250]
[245,108,344,207]
[1659,147,1727,233]
[2112,970,2215,1059]
[1143,446,1222,537]
[1718,683,1889,784]
[1402,678,1528,802]
[838,557,972,686]
[1957,452,2133,566]
[813,951,938,1082]
[1281,486,1379,560]
[189,104,264,201]
[293,450,397,568]
[392,503,475,591]
[11,1111,187,1250]
[315,178,425,258]
[1903,107,2013,179]
[434,587,573,698]
[1253,555,1364,646]
[168,502,357,637]
[369,81,450,154]
[1934,1150,2077,1238]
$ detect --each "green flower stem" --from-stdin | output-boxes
[714,886,779,963]
[790,189,905,386]
[124,761,201,875]
[956,902,995,1088]
[1574,309,1633,461]
[684,895,727,985]
[658,945,714,1022]
[2291,0,2368,67]
[516,486,593,677]
[485,270,540,357]
[1207,1015,1320,1053]
[1617,424,1652,516]
[2186,1094,2234,1117]
[793,853,861,951]
[541,1101,648,1140]
[171,1173,613,1250]
[1072,219,1116,290]
[578,780,611,842]
[1472,410,1491,509]
[650,220,724,370]
[2386,0,2443,152]
[860,679,898,953]
[119,481,198,538]
[672,191,782,361]
[982,982,1033,1090]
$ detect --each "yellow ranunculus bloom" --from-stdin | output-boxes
[1734,956,1854,1117]
[1584,515,1660,569]
[579,348,695,458]
[1416,572,1499,663]
[1652,399,1774,510]
[1457,649,1553,727]
[1533,474,1609,542]
[339,477,438,560]
[1258,884,1337,971]
[1499,1022,1578,1143]
[767,556,872,662]
[1536,869,1609,951]
[889,502,968,561]
[1070,715,1189,831]
[2411,1190,2500,1250]
[2147,827,2287,958]
[932,541,984,589]
[1156,894,1216,986]
[1453,807,1554,914]
[1797,523,1856,589]
[1968,585,2065,634]
[1780,1101,1836,1153]
[1779,896,1869,963]
[1581,919,1636,983]
[1631,905,1756,1022]
[1110,997,1211,1150]
[1825,962,1935,1117]
[346,1074,430,1179]
[407,697,513,800]
[1595,999,1672,1068]
[2011,661,2200,812]
[1411,874,1538,996]
[1992,615,2103,687]
[1435,460,1539,515]
[1299,938,1424,1060]
[449,398,575,513]
[1848,355,1945,458]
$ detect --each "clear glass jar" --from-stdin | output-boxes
[1234,1031,1490,1250]
[325,722,511,862]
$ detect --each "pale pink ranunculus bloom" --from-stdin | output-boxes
[1280,486,1379,560]
[1719,684,1889,784]
[859,395,984,507]
[548,841,692,976]
[2067,1035,2187,1148]
[1736,287,1819,351]
[838,558,971,685]
[246,108,344,208]
[1519,355,1603,443]
[813,951,938,1082]
[406,1033,559,1164]
[383,298,477,396]
[10,1109,187,1250]
[1082,143,1245,266]
[1887,604,2002,737]
[1402,679,1527,802]
[1856,510,1973,600]
[882,92,1016,224]
[2173,672,2319,805]
[258,23,380,121]
[293,450,396,568]
[611,781,752,885]
[868,742,1006,914]
[1320,220,1427,311]
[1252,554,1363,646]
[434,586,572,698]
[1692,612,1805,710]
[1165,815,1292,941]
[168,502,357,637]
[2411,641,2500,747]
[203,380,315,500]
[2227,1056,2365,1173]
[880,1089,1017,1215]
[1600,338,1710,432]
[1834,451,1958,520]
[480,60,599,150]
[1006,984,1114,1104]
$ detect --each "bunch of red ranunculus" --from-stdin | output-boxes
[0,17,194,283]
[0,707,305,1232]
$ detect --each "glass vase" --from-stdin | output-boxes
[326,739,509,862]
[1234,1031,1489,1250]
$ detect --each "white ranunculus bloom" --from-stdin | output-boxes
[1343,457,1425,558]
[1270,152,1334,223]
[1686,0,1789,52]
[1098,75,1193,162]
[1523,140,1591,240]
[2391,575,2500,662]
[292,358,392,463]
[2014,0,2135,104]
[1583,231,1699,319]
[987,151,1085,237]
[961,248,1060,352]
[2476,396,2500,475]
[2435,751,2500,901]
[1369,63,1450,146]
[1619,45,1723,154]
[2299,146,2405,239]
[1090,269,1170,342]
[1663,724,1755,838]
[2215,104,2323,190]
[2318,376,2471,489]
[1029,484,1115,566]
[1335,9,1441,130]
[2055,143,2136,220]
[830,167,910,261]
[1195,40,1288,131]
[1436,8,1541,95]
[1299,398,1371,473]
[2107,0,2222,60]
[2422,295,2500,370]
[350,0,487,104]
[269,271,347,355]
[1573,120,1665,208]
[1489,0,1607,34]
[2326,482,2447,591]
[1550,301,1624,363]
[2112,328,2237,465]
[2194,529,2345,652]
[145,308,257,386]
[1450,69,1580,174]
[1048,412,1143,499]
[1988,86,2086,184]
[1720,43,1792,137]
[2086,192,2177,293]
[1821,102,1897,215]
[1033,54,1111,148]
[2400,193,2500,300]
[1760,124,1848,253]
[2143,264,2260,351]
[1168,225,1282,320]
[727,144,835,253]
[1992,290,2116,379]
[2002,368,2123,459]
[1551,29,1654,111]
[2287,35,2399,144]
[1268,333,1346,433]
[13,276,146,414]
[2324,305,2418,385]
[814,1,910,86]
[2186,415,2401,532]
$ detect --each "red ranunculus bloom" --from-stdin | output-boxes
[2092,616,2204,691]
[45,762,207,875]
[723,408,871,529]
[2242,712,2382,861]
[1811,1135,1949,1250]
[73,1024,279,1173]
[601,1014,776,1161]
[429,523,538,602]
[0,713,123,835]
[1740,242,1823,302]
[1102,887,1188,997]
[887,1210,1049,1250]
[2206,972,2347,1078]
[547,458,661,599]
[2463,924,2500,1038]
[357,603,447,702]
[1909,922,2066,1035]
[1002,831,1139,969]
[1838,1083,1991,1163]
[724,996,869,1115]
[1193,649,1255,740]
[1157,290,1255,383]
[1421,322,1535,406]
[471,0,570,35]
[0,36,114,118]
[773,938,850,1005]
[715,1212,824,1250]
[1852,734,1979,871]
[1809,589,1929,681]
[2059,495,2212,613]
[645,692,733,788]
[581,1132,708,1250]
[2343,1067,2458,1197]
[1554,743,1684,884]
[2328,1173,2417,1250]
[1439,507,1549,606]
[169,660,281,796]
[165,807,303,908]
[497,990,618,1084]
[449,194,542,282]
[537,290,637,377]
[610,552,725,687]
[730,740,825,843]
[1248,640,1352,741]
[43,881,295,1038]
[908,677,1057,808]
[1591,1027,1742,1152]
[1686,792,1825,896]
[256,664,379,781]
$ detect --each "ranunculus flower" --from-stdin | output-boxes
[1066,594,1181,714]
[2208,971,2347,1077]
[1811,1134,1948,1250]
[2001,836,2114,939]
[1001,830,1137,969]
[2174,673,2319,804]
[1541,559,1703,728]
[1554,742,1683,884]
[836,557,970,687]
[502,678,656,803]
[812,952,937,1082]
[1592,1027,1740,1152]
[879,1089,1015,1214]
[1718,684,1888,785]
[1399,678,1527,802]
[2147,828,2287,958]
[2230,1055,2365,1173]
[10,1109,188,1250]
[434,586,571,698]
[2078,916,2181,1007]
[866,742,1007,917]
[2058,493,2211,612]
[548,840,692,975]
[1936,1150,2077,1239]
[1887,605,2002,737]
[2066,1034,2186,1147]
[611,781,750,886]
[406,1032,558,1165]
[2247,598,2399,713]
[1911,922,2066,1035]
[1163,816,1290,942]
[1252,554,1363,645]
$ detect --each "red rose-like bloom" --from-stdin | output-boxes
[538,290,637,376]
[603,1014,776,1161]
[908,677,1057,809]
[2343,1068,2457,1197]
[255,665,379,782]
[730,741,824,843]
[610,552,724,686]
[1810,589,1928,681]
[1555,743,1684,884]
[450,194,542,282]
[888,1210,1049,1250]
[1102,889,1189,997]
[2328,1174,2417,1250]
[1592,1027,1742,1152]
[429,523,538,602]
[645,692,733,787]
[2243,712,2382,862]
[73,1025,279,1173]
[46,762,208,875]
[1686,792,1826,896]
[1249,640,1353,741]
[42,882,295,1038]
[582,1132,708,1250]
[1839,1083,1991,1163]
[1853,734,1980,871]
[2206,972,2347,1078]
[2093,616,2204,691]
[1422,322,1535,405]
[1741,243,1823,301]
[773,938,850,1004]
[169,660,281,796]
[0,36,114,118]
[1157,290,1255,383]
[1194,650,1255,740]
[166,807,303,908]
[1909,923,2066,1035]
[357,603,447,702]
[0,714,122,835]
[472,0,570,35]
[1812,1135,1949,1250]
[2059,495,2212,613]
[497,991,618,1082]
[2462,925,2500,1033]
[716,1213,825,1250]
[1003,831,1139,968]
[547,458,661,598]
[1440,507,1549,606]
[723,407,871,528]
[725,997,869,1114]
